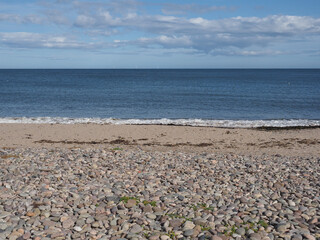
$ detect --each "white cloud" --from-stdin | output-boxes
[71,12,320,52]
[1,0,320,57]
[72,12,320,36]
[161,3,234,15]
[0,32,101,49]
[136,35,192,48]
[75,15,96,27]
[210,49,286,56]
[0,13,43,24]
[0,14,20,22]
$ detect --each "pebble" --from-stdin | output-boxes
[147,213,157,219]
[211,236,223,240]
[303,233,316,240]
[169,219,183,228]
[183,221,195,230]
[236,227,246,236]
[250,233,262,240]
[276,223,290,233]
[125,199,137,208]
[73,226,82,232]
[62,218,74,229]
[130,224,143,234]
[160,236,170,240]
[183,229,194,237]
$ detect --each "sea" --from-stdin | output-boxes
[0,69,319,128]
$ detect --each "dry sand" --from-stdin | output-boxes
[0,123,319,157]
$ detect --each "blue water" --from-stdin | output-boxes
[0,69,319,122]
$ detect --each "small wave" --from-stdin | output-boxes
[0,117,320,128]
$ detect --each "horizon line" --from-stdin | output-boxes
[1,68,320,70]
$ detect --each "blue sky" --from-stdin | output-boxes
[0,0,319,68]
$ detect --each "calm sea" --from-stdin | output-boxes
[0,69,319,127]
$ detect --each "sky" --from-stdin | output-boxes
[0,0,319,68]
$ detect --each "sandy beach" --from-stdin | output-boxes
[0,123,320,157]
[0,124,319,239]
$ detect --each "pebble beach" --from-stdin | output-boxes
[0,147,319,240]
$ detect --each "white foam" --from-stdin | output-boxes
[0,117,319,128]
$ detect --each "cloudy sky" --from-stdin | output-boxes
[0,0,320,68]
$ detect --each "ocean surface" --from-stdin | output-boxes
[0,69,319,128]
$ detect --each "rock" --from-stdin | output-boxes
[62,218,75,229]
[125,199,137,208]
[130,224,143,234]
[193,218,206,226]
[60,216,69,222]
[0,211,11,219]
[288,200,296,206]
[22,232,31,239]
[178,195,184,201]
[149,235,160,240]
[0,223,8,230]
[183,229,194,237]
[169,219,183,228]
[74,226,82,232]
[147,213,157,220]
[250,233,262,240]
[8,231,23,240]
[276,223,290,233]
[309,217,318,224]
[143,205,153,213]
[183,221,195,231]
[240,197,248,203]
[291,234,303,240]
[160,236,170,240]
[211,236,223,240]
[236,227,246,236]
[303,233,316,240]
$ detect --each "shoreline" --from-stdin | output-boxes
[1,117,320,128]
[1,123,319,157]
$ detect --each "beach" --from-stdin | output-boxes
[0,124,319,239]
[1,124,320,157]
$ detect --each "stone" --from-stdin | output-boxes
[291,234,303,240]
[303,233,316,240]
[0,223,8,230]
[130,224,143,234]
[236,227,246,236]
[74,226,82,232]
[147,213,157,220]
[183,229,194,237]
[0,212,11,219]
[183,221,195,230]
[149,235,160,240]
[288,200,296,207]
[211,236,223,240]
[169,219,183,228]
[22,232,31,239]
[193,218,207,226]
[62,218,75,229]
[125,199,137,208]
[160,236,170,240]
[60,216,69,222]
[143,205,153,213]
[250,233,262,240]
[276,223,289,233]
